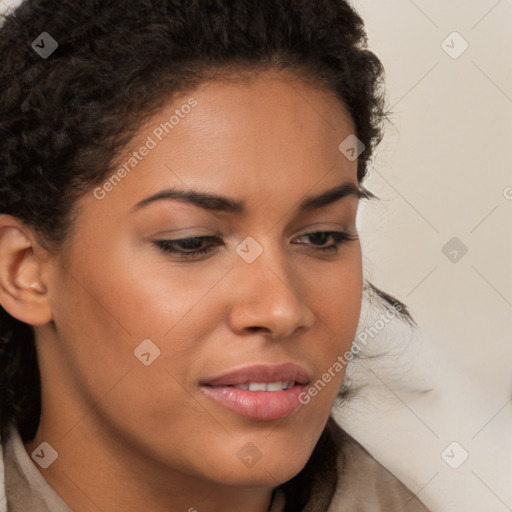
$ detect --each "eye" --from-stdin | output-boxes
[153,230,357,261]
[153,236,222,259]
[293,230,358,254]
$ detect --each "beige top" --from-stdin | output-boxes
[3,422,429,511]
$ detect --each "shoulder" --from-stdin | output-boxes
[326,421,430,512]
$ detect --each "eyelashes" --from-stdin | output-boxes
[155,235,220,259]
[153,230,358,261]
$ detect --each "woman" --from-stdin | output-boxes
[0,1,430,510]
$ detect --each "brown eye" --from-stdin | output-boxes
[154,236,222,259]
[293,231,358,253]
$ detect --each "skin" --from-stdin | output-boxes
[0,70,363,512]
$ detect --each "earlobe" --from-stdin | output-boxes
[0,215,52,326]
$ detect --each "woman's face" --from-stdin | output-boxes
[35,71,363,492]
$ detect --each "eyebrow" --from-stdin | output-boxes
[131,181,373,214]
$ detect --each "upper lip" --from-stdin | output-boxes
[202,363,311,387]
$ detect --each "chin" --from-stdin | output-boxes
[206,448,310,488]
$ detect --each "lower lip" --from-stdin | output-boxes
[201,384,307,420]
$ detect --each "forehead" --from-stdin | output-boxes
[161,71,356,169]
[80,71,358,221]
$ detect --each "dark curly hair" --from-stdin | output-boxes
[0,0,414,487]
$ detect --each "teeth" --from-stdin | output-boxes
[231,381,295,392]
[248,383,267,391]
[265,382,283,392]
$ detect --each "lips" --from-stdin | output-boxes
[200,363,311,421]
[202,363,311,387]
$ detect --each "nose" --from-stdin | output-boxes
[227,246,316,340]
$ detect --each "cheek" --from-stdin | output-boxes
[271,248,361,420]
[309,245,363,343]
[62,234,226,339]
[50,241,231,409]
[309,248,363,390]
[50,255,227,454]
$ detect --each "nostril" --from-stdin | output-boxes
[246,326,271,334]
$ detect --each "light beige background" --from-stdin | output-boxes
[340,1,512,511]
[355,0,512,403]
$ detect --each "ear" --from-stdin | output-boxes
[0,215,53,326]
